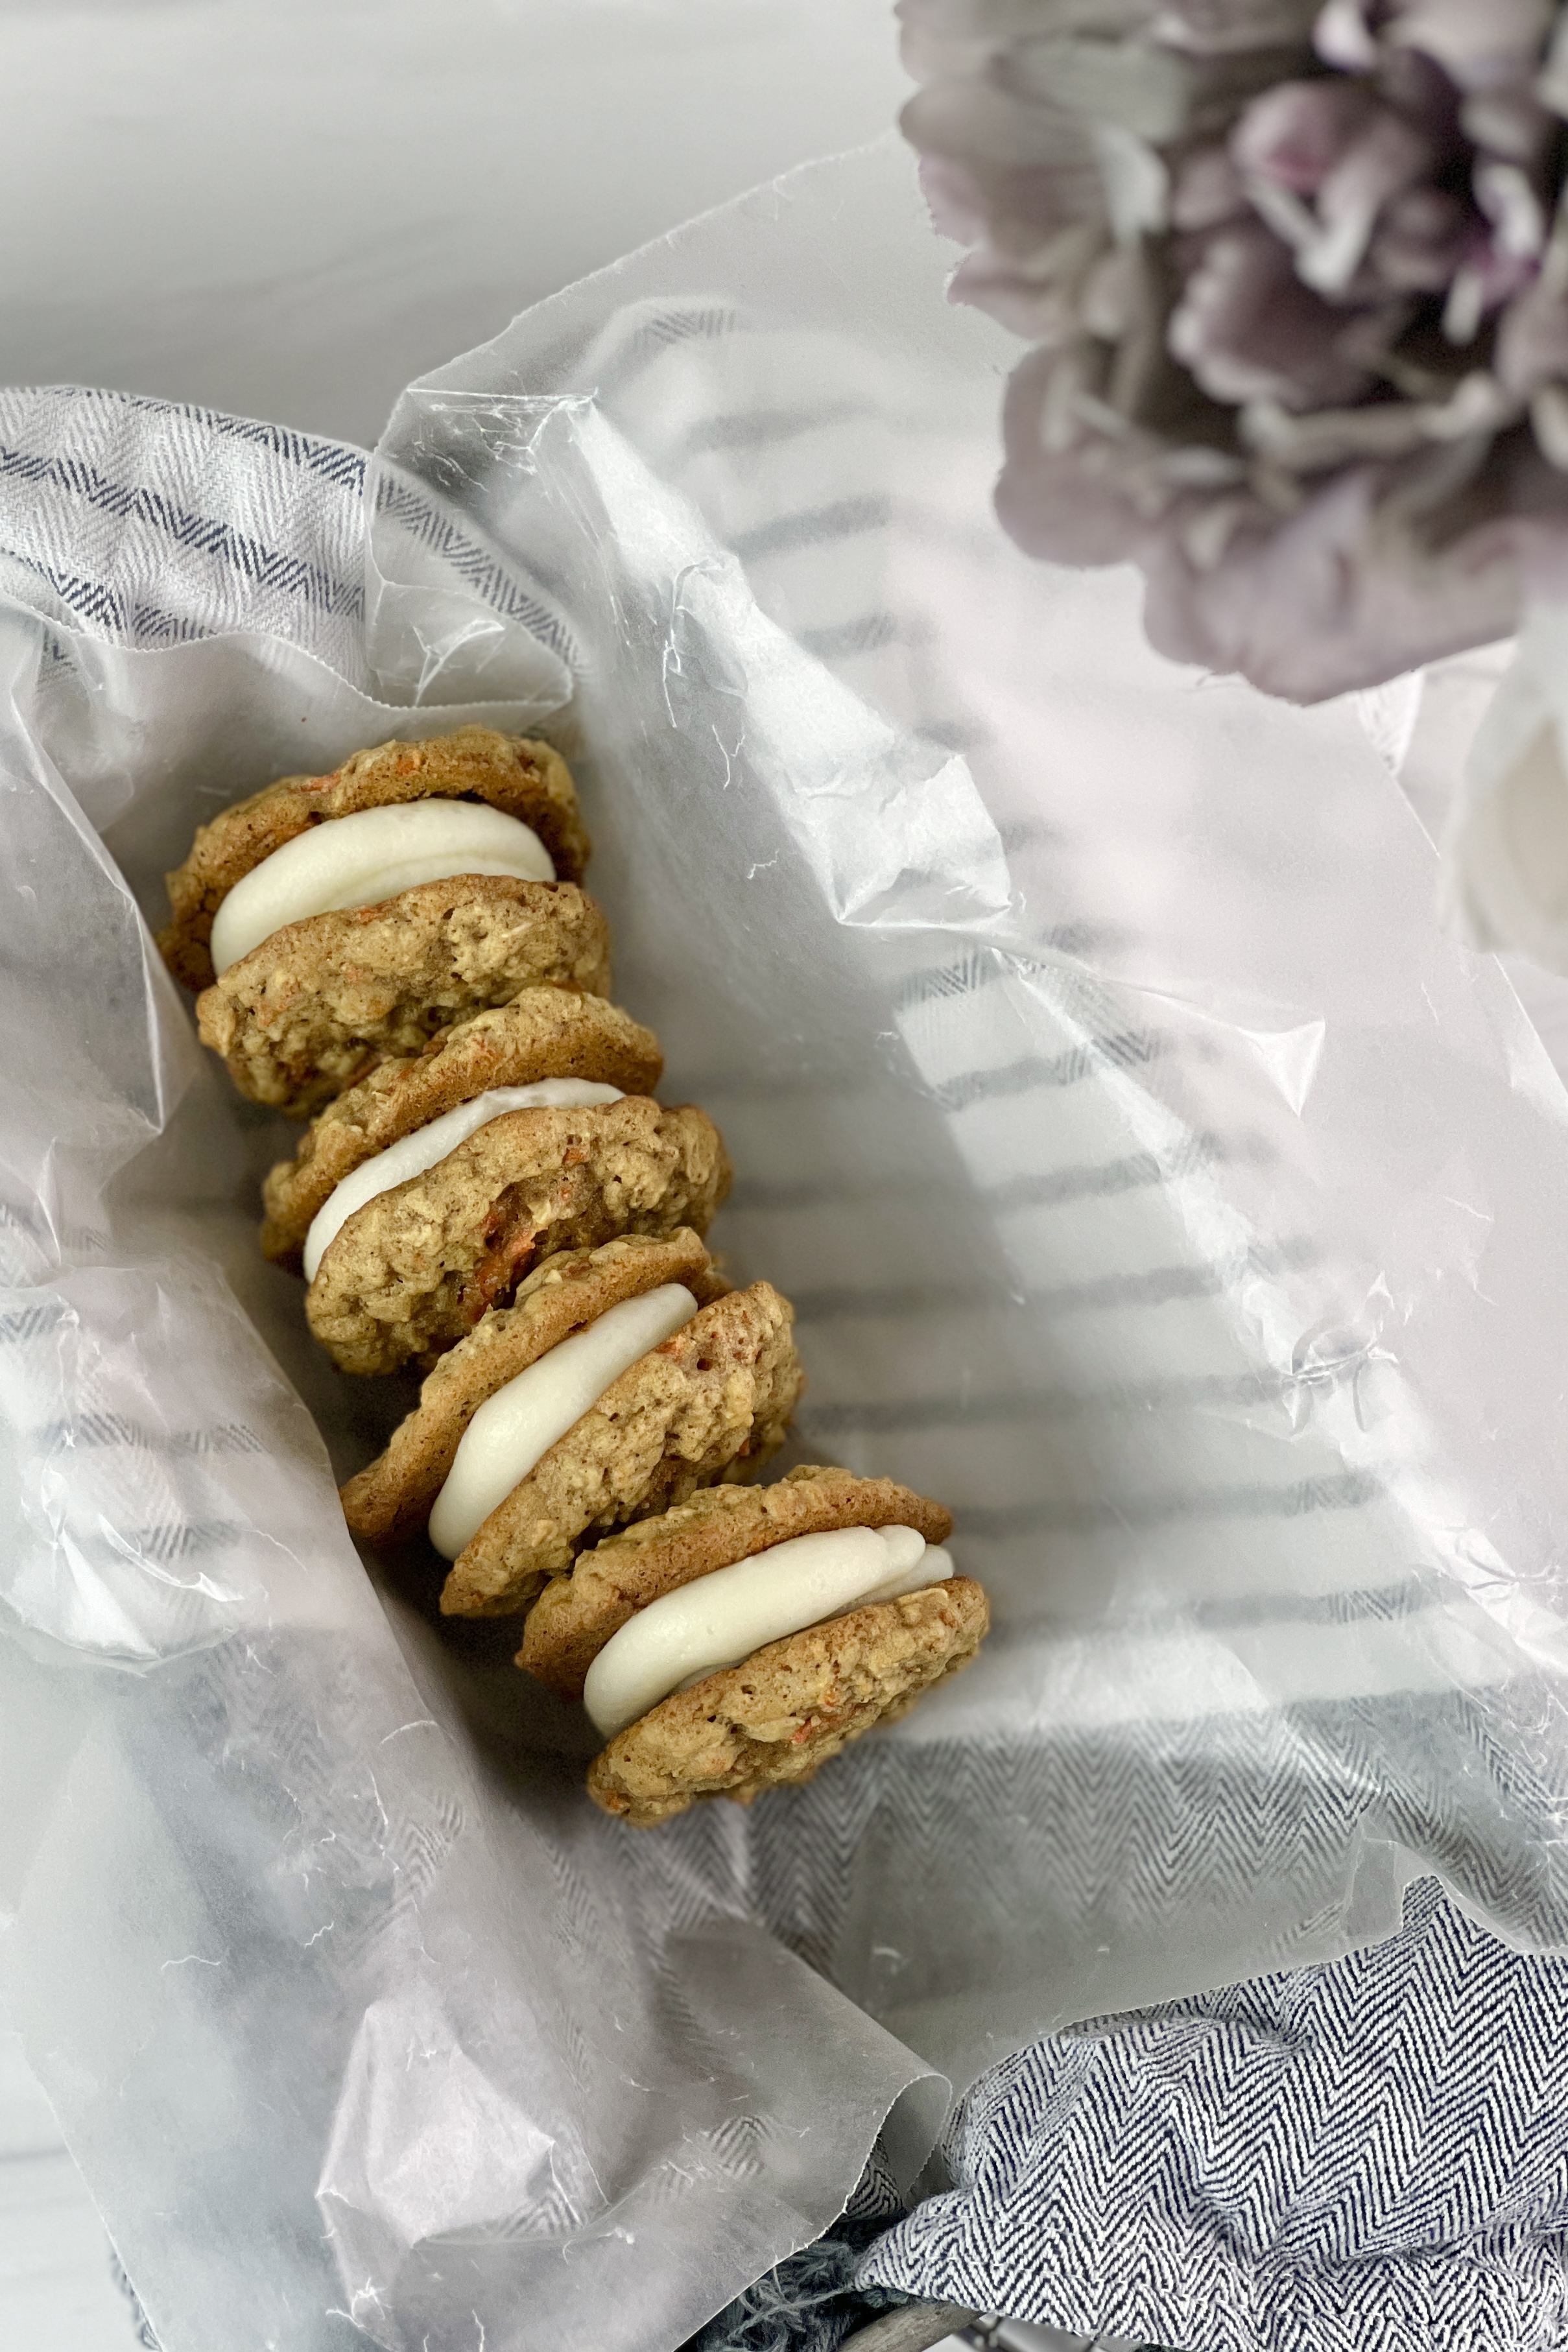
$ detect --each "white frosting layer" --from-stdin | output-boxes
[582,1525,954,1739]
[209,799,556,973]
[302,1080,624,1283]
[429,1284,700,1560]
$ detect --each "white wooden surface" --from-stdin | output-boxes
[0,3,908,2342]
[0,0,910,449]
[0,2037,141,2349]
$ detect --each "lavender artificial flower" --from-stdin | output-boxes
[900,0,1568,698]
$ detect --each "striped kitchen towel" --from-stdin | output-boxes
[858,1875,1568,2352]
[693,1876,1568,2352]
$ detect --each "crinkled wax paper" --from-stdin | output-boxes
[5,135,1568,2352]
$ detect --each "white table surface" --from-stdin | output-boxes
[0,5,909,2342]
[0,2035,145,2348]
[0,0,910,449]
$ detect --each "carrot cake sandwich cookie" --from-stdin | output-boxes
[161,719,985,1835]
[258,990,665,1270]
[159,726,608,1115]
[295,1084,730,1374]
[517,1466,988,1825]
[340,1229,803,1615]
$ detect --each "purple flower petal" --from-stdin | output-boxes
[1496,265,1568,396]
[1171,143,1252,230]
[902,0,1568,702]
[1388,0,1553,93]
[1169,222,1386,405]
[1232,77,1377,196]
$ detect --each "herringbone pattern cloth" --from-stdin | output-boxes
[861,1878,1568,2352]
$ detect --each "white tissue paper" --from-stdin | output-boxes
[4,137,1568,2352]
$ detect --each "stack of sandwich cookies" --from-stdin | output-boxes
[160,726,728,1372]
[516,1467,988,1825]
[161,721,988,1826]
[163,727,605,1116]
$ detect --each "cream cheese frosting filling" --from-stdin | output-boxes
[209,799,556,974]
[582,1525,955,1739]
[301,1079,624,1283]
[428,1283,700,1561]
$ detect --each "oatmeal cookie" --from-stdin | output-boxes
[586,1578,988,1825]
[195,875,610,1117]
[260,992,663,1266]
[306,1097,730,1375]
[440,1281,803,1618]
[340,1231,730,1546]
[521,1466,953,1701]
[161,726,589,992]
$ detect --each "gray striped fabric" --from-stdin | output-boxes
[0,384,368,661]
[396,167,1568,2053]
